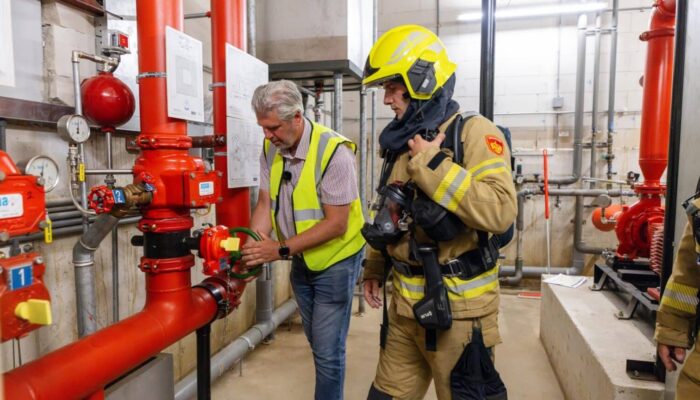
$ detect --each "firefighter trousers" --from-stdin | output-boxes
[676,341,700,400]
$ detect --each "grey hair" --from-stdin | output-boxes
[251,80,304,121]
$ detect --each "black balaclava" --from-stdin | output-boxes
[379,74,460,154]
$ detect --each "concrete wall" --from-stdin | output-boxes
[0,0,293,385]
[340,0,653,270]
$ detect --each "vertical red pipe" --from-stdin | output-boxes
[212,0,250,229]
[638,0,676,189]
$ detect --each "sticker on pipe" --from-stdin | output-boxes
[199,181,214,196]
[0,194,23,219]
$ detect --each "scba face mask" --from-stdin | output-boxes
[361,182,413,250]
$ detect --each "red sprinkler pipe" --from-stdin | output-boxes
[213,0,250,230]
[4,273,218,399]
[638,0,676,190]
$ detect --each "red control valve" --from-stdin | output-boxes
[88,185,115,214]
[199,225,239,276]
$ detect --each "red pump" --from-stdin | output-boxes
[613,0,675,260]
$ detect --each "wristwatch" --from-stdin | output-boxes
[278,242,291,260]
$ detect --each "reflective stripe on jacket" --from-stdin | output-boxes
[264,121,366,271]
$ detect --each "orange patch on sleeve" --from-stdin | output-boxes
[485,136,505,155]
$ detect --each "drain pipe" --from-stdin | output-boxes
[606,0,619,183]
[73,213,120,337]
[175,299,298,400]
[590,14,602,186]
[499,188,534,285]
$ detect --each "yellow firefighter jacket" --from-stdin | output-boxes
[655,197,700,348]
[363,112,518,320]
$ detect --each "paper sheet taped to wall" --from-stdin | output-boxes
[225,44,268,188]
[0,1,16,87]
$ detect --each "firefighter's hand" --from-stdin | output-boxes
[408,132,445,157]
[241,231,280,266]
[363,279,382,309]
[657,343,686,372]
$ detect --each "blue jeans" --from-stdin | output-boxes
[290,251,363,400]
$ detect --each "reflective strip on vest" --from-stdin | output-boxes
[661,281,700,314]
[433,164,472,212]
[392,264,500,300]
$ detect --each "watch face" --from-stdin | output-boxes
[278,245,290,259]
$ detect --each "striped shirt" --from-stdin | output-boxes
[259,118,359,240]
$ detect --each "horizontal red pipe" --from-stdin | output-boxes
[4,272,217,399]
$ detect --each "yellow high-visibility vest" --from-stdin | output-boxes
[264,121,365,271]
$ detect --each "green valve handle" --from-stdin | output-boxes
[227,227,263,279]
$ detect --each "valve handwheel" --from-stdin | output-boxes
[87,185,115,214]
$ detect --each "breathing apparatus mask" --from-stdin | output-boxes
[362,182,413,250]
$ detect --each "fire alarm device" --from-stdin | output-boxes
[101,29,130,56]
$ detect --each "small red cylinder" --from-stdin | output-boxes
[81,72,135,128]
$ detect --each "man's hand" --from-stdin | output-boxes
[657,343,687,372]
[363,279,383,309]
[408,132,445,157]
[241,231,280,266]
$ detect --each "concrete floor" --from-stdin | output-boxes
[211,292,564,399]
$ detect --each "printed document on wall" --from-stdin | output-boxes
[227,117,262,188]
[0,1,15,87]
[165,26,204,122]
[225,44,268,188]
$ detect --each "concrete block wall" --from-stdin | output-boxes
[341,0,655,269]
[0,0,293,385]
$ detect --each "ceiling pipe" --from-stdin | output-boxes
[479,0,496,120]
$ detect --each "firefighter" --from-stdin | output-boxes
[655,195,700,399]
[360,25,517,400]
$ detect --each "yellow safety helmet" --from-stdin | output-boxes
[362,25,457,101]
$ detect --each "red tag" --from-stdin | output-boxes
[485,136,504,155]
[118,33,129,49]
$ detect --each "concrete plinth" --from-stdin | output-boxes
[540,277,665,400]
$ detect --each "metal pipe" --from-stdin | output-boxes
[85,169,132,175]
[247,0,256,57]
[590,14,602,185]
[370,0,378,194]
[479,0,496,121]
[358,89,367,314]
[105,130,120,324]
[500,265,579,278]
[49,210,83,221]
[255,264,273,337]
[185,12,211,19]
[47,199,74,208]
[0,119,6,151]
[0,217,141,246]
[333,73,342,132]
[523,15,587,185]
[196,324,212,400]
[500,187,636,283]
[607,0,619,183]
[73,214,120,337]
[174,299,298,400]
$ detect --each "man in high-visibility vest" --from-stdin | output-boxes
[361,25,517,399]
[655,196,700,400]
[241,80,365,400]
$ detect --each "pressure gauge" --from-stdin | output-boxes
[57,114,91,143]
[24,155,60,192]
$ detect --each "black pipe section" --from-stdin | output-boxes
[479,0,496,121]
[0,216,141,246]
[0,119,6,151]
[662,0,687,294]
[197,324,212,400]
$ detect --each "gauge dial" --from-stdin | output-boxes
[57,114,91,143]
[24,155,60,192]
